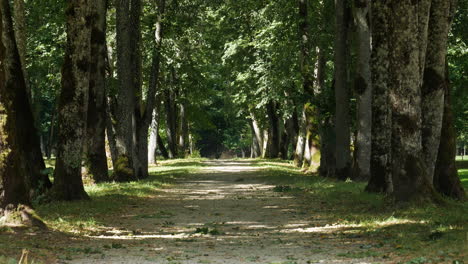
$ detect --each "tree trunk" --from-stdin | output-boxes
[148,109,159,164]
[0,0,31,210]
[266,101,280,158]
[106,95,118,167]
[387,0,436,203]
[334,0,351,180]
[114,0,141,182]
[250,112,264,157]
[353,0,372,181]
[12,0,29,102]
[86,0,109,183]
[164,89,178,158]
[366,0,392,193]
[433,62,466,200]
[134,0,165,178]
[50,0,91,201]
[178,102,188,155]
[421,0,452,183]
[157,132,169,159]
[0,0,51,199]
[249,120,262,158]
[294,108,306,166]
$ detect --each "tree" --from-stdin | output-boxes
[113,0,141,181]
[352,0,372,180]
[334,0,351,180]
[0,0,45,228]
[86,0,109,183]
[49,0,91,200]
[1,0,51,198]
[366,0,392,193]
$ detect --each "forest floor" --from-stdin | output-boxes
[0,159,467,264]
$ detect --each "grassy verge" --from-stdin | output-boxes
[252,159,467,263]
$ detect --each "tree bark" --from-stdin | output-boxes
[134,0,165,177]
[178,102,188,155]
[0,0,51,199]
[157,132,169,159]
[12,0,29,101]
[0,0,31,209]
[294,108,306,166]
[164,88,178,158]
[266,100,280,158]
[353,0,372,181]
[366,0,392,193]
[50,0,91,201]
[334,0,351,180]
[148,107,160,164]
[249,119,262,158]
[433,62,466,200]
[387,0,436,203]
[114,0,141,181]
[86,0,109,183]
[421,0,452,183]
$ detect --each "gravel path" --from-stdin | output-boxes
[69,160,391,264]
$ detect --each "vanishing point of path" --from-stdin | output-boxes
[68,160,393,264]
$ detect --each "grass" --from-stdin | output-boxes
[1,158,467,263]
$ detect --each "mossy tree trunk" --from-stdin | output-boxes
[387,0,436,203]
[366,0,392,193]
[0,0,51,199]
[86,0,109,183]
[114,0,141,181]
[50,0,91,201]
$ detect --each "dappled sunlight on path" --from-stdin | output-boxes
[64,160,391,264]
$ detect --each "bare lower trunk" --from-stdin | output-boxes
[249,120,262,158]
[388,0,436,203]
[148,109,159,164]
[50,0,91,201]
[178,103,188,155]
[353,0,372,181]
[157,132,169,159]
[86,0,109,183]
[114,0,141,182]
[0,0,32,209]
[334,0,351,180]
[266,101,280,158]
[366,0,392,193]
[421,0,452,183]
[294,108,306,166]
[1,0,51,199]
[106,97,118,167]
[433,62,465,200]
[164,89,178,158]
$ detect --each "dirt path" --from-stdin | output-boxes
[69,160,390,264]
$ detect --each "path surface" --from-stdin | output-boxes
[70,160,389,264]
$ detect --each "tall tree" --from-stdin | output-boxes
[334,0,351,180]
[387,0,436,202]
[0,0,30,210]
[12,0,29,100]
[421,0,452,183]
[352,0,372,180]
[49,0,91,200]
[114,0,141,181]
[366,0,392,193]
[433,61,466,200]
[86,0,109,183]
[0,0,51,198]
